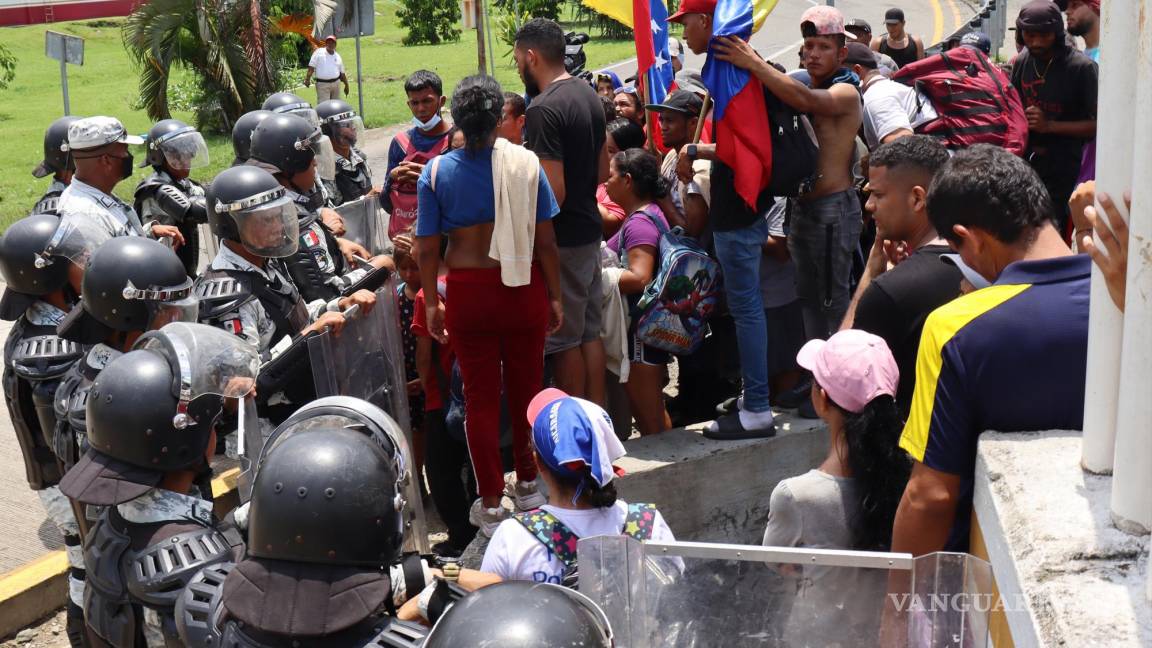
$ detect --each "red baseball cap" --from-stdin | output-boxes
[669,0,716,23]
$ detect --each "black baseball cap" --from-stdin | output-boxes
[646,89,705,117]
[845,43,878,69]
[885,8,906,24]
[845,18,873,34]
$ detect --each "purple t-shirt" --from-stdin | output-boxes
[607,204,669,257]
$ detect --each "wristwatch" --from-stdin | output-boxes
[685,144,699,160]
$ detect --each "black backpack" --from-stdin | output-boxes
[763,88,820,197]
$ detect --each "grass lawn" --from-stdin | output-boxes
[0,1,640,228]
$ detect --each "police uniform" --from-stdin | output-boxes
[53,343,121,467]
[134,170,207,277]
[285,188,377,303]
[34,179,69,216]
[56,179,146,239]
[331,147,373,206]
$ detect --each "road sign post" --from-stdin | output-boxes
[45,31,84,115]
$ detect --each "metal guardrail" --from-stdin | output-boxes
[926,0,1009,59]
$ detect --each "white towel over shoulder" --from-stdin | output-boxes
[490,138,540,287]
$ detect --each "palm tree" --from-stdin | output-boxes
[123,0,278,129]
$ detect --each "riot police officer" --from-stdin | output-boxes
[0,213,88,646]
[31,115,80,215]
[261,91,321,128]
[55,117,184,243]
[247,113,389,304]
[58,323,257,647]
[134,119,211,277]
[51,236,199,482]
[229,110,274,167]
[316,99,374,205]
[175,397,435,647]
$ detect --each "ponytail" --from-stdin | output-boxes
[581,474,619,508]
[839,395,911,551]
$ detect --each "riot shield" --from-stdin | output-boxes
[335,195,390,256]
[256,396,430,555]
[234,394,262,503]
[308,281,411,436]
[577,537,994,648]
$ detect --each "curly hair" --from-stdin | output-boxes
[835,395,912,551]
[449,75,503,153]
[606,118,645,152]
[612,148,668,201]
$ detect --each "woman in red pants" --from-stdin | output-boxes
[415,74,564,537]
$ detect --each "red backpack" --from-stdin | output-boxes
[387,129,450,238]
[891,47,1028,157]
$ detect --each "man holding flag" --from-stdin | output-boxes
[712,5,863,344]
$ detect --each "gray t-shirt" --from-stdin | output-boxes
[759,198,799,309]
[763,470,886,646]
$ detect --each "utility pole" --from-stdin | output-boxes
[475,0,487,74]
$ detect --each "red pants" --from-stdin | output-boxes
[446,266,547,498]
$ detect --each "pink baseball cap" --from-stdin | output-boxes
[796,330,899,414]
[800,5,855,40]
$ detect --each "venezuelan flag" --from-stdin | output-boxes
[583,0,775,32]
[704,0,777,207]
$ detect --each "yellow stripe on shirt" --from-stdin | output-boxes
[899,284,1031,462]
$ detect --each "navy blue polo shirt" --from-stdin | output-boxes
[899,254,1091,549]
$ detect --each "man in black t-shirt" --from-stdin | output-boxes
[515,18,609,404]
[841,136,959,417]
[1010,0,1098,232]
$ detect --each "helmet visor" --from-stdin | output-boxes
[160,131,210,170]
[314,135,337,182]
[233,195,300,258]
[38,216,112,269]
[330,116,364,148]
[148,295,200,330]
[136,321,259,401]
[290,107,321,130]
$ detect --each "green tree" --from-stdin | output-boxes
[0,43,15,89]
[396,0,462,46]
[123,0,281,131]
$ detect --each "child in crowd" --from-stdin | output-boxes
[481,388,676,584]
[604,149,673,436]
[598,119,647,238]
[760,198,808,408]
[393,230,426,496]
[763,329,911,645]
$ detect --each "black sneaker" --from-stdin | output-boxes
[774,378,813,409]
[796,398,819,419]
[432,540,464,558]
[703,412,778,441]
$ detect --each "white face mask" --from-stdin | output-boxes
[412,113,442,131]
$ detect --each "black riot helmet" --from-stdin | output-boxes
[261,92,320,129]
[32,116,80,179]
[249,113,326,176]
[206,165,299,258]
[231,110,273,166]
[57,237,198,344]
[0,213,71,320]
[60,323,258,505]
[316,99,364,147]
[247,427,405,566]
[142,118,210,170]
[424,582,614,648]
[247,397,415,567]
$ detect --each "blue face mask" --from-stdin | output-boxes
[412,113,442,131]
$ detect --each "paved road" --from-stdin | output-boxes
[0,0,982,576]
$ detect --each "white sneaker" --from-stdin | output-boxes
[512,478,547,511]
[468,499,510,538]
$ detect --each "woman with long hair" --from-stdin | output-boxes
[416,75,564,537]
[597,118,646,237]
[762,329,911,644]
[604,148,673,435]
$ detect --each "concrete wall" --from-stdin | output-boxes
[614,415,828,545]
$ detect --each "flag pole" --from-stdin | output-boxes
[643,70,658,153]
[691,91,712,144]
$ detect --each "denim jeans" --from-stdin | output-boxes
[713,218,771,413]
[789,189,864,339]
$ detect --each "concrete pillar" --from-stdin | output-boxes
[1079,0,1136,475]
[1110,0,1152,535]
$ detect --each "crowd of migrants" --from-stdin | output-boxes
[0,0,1128,645]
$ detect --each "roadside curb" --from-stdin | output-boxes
[0,468,240,639]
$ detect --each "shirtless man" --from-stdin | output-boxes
[712,5,863,339]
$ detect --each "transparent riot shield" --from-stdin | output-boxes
[307,281,410,436]
[335,194,390,256]
[577,537,994,648]
[234,394,262,503]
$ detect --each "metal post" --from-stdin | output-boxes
[1110,0,1152,535]
[483,0,497,76]
[60,58,70,115]
[1081,0,1135,476]
[353,0,365,119]
[475,0,487,74]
